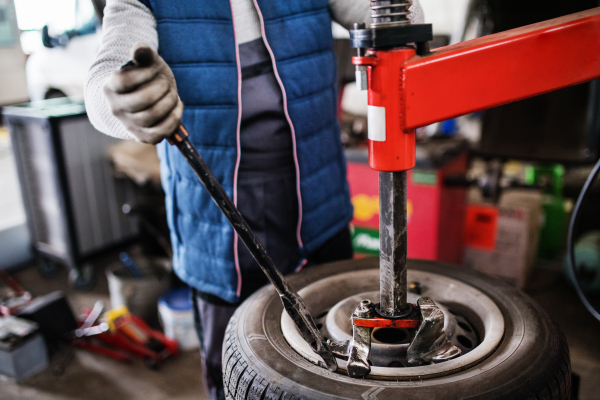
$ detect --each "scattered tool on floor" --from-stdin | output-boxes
[54,301,127,375]
[74,301,109,338]
[0,269,32,316]
[55,303,179,373]
[119,252,145,280]
[99,306,178,369]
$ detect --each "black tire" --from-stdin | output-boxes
[44,88,67,99]
[143,357,159,370]
[223,258,571,400]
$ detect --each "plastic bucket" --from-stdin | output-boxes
[158,288,199,351]
[106,257,171,325]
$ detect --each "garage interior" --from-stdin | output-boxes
[1,0,600,399]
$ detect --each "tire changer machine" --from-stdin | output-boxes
[161,1,600,378]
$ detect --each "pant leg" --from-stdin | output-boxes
[191,226,352,399]
[191,170,299,399]
[306,226,354,265]
[236,171,301,300]
[192,291,238,400]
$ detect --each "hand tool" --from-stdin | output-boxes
[170,127,337,370]
[54,301,113,375]
[120,51,337,371]
[102,306,178,369]
[119,252,144,279]
[74,300,105,337]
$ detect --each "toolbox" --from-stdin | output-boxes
[2,98,138,289]
[0,316,48,382]
[345,137,469,263]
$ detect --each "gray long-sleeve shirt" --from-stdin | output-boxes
[84,0,423,295]
[84,0,423,141]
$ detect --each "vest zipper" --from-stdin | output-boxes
[229,0,244,298]
[251,0,305,256]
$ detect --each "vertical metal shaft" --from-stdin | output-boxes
[379,171,408,316]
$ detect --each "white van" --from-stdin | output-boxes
[21,0,104,101]
[0,0,28,105]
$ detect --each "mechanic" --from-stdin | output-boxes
[84,1,423,398]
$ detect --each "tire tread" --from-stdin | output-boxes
[223,262,572,400]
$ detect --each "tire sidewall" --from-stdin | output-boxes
[224,259,570,400]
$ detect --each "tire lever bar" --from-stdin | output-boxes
[120,56,337,371]
[169,126,338,371]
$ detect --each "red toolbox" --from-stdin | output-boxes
[346,138,468,264]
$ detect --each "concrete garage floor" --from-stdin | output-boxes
[527,263,600,400]
[0,260,599,400]
[0,263,207,400]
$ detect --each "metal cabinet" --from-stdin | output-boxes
[3,98,138,289]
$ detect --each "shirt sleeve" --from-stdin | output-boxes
[328,0,370,30]
[84,0,159,140]
[329,0,425,30]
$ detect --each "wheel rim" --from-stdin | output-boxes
[324,290,478,367]
[281,269,505,380]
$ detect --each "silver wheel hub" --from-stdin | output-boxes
[281,269,505,380]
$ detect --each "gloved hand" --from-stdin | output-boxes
[104,44,183,144]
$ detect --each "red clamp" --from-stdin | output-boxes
[352,317,421,329]
[356,48,418,172]
[352,56,379,66]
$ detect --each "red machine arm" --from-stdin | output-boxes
[404,7,600,130]
[355,7,600,171]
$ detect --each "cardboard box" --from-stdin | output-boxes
[346,141,469,264]
[464,190,543,288]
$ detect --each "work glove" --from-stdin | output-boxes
[409,0,425,25]
[104,44,183,144]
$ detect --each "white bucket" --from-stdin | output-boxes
[106,257,171,326]
[158,288,199,351]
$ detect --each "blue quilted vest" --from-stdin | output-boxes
[137,0,353,303]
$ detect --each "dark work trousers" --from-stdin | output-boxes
[191,171,353,400]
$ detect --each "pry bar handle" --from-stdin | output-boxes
[169,126,337,371]
[119,55,336,370]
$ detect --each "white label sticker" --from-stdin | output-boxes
[368,105,386,142]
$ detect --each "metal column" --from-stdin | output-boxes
[379,170,409,316]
